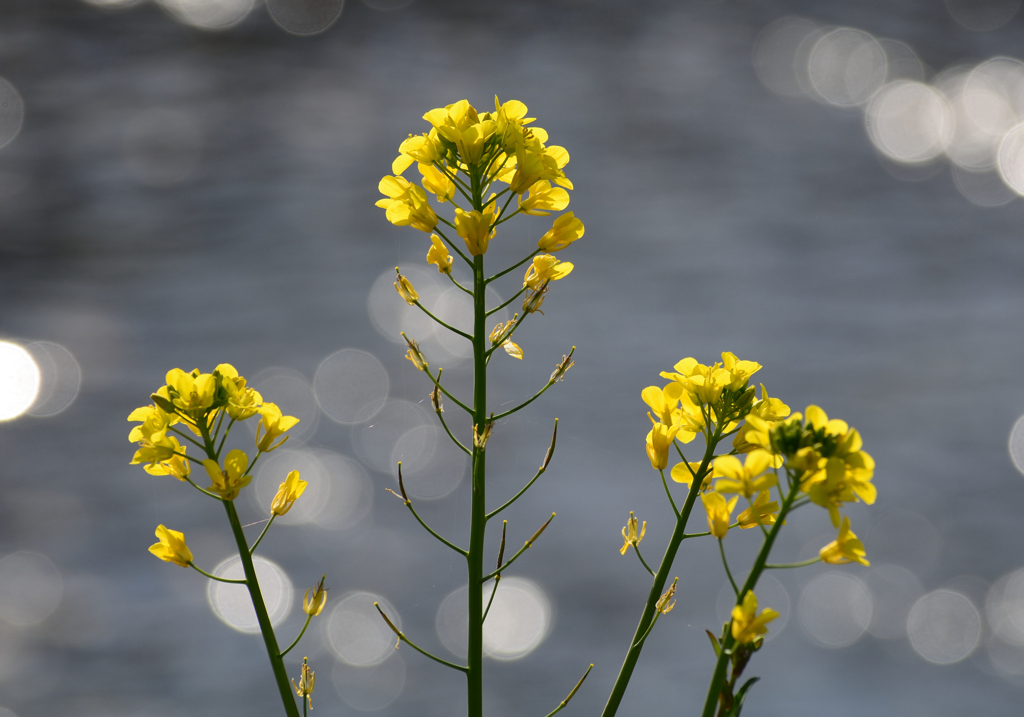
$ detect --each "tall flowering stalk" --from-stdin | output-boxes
[376,98,588,717]
[128,365,325,717]
[602,356,876,716]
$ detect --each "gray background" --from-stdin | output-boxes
[1,0,1024,715]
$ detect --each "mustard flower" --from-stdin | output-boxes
[657,577,679,614]
[820,516,870,566]
[149,524,193,567]
[712,451,778,500]
[270,470,307,517]
[304,576,328,616]
[670,461,708,488]
[130,435,177,470]
[166,368,218,413]
[293,657,315,710]
[620,511,647,555]
[143,436,190,481]
[509,145,572,194]
[736,490,780,530]
[403,333,428,371]
[489,316,523,359]
[215,363,263,421]
[733,384,789,453]
[392,130,445,175]
[256,403,300,453]
[455,202,498,256]
[524,254,574,290]
[203,449,253,501]
[423,99,496,165]
[394,269,419,305]
[426,234,453,274]
[642,383,702,444]
[376,175,438,232]
[803,455,876,527]
[522,285,548,314]
[731,590,779,644]
[419,163,455,203]
[518,180,570,216]
[701,490,738,539]
[645,414,680,470]
[127,400,175,444]
[537,211,584,252]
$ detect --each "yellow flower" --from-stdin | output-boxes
[166,368,218,413]
[149,525,193,567]
[660,353,761,409]
[537,211,584,252]
[522,285,548,314]
[402,333,428,371]
[215,363,263,421]
[143,436,190,481]
[518,180,570,216]
[524,254,574,290]
[426,234,453,274]
[509,145,572,194]
[645,414,680,470]
[731,590,779,644]
[736,490,780,529]
[820,516,870,566]
[292,657,315,710]
[392,130,445,175]
[271,470,307,517]
[304,576,328,616]
[620,511,647,555]
[712,451,778,500]
[419,163,455,203]
[701,490,738,539]
[733,384,789,453]
[642,383,702,444]
[454,201,499,256]
[394,269,419,305]
[203,449,253,501]
[670,461,709,488]
[130,434,177,469]
[721,352,762,390]
[376,175,438,232]
[127,399,176,443]
[489,316,524,359]
[423,99,496,165]
[256,403,300,453]
[657,577,679,614]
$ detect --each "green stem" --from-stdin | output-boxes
[485,285,528,316]
[766,557,821,569]
[486,419,557,519]
[249,515,276,555]
[414,299,473,341]
[718,539,739,597]
[279,612,313,658]
[467,248,487,717]
[223,501,300,717]
[491,378,554,420]
[632,544,655,578]
[188,561,247,584]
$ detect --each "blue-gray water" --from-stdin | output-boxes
[2,1,1024,715]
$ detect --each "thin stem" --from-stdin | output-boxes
[279,613,313,658]
[433,226,474,269]
[375,603,469,673]
[446,270,474,296]
[249,514,277,555]
[212,411,229,455]
[486,250,539,285]
[414,300,474,340]
[544,664,594,717]
[166,426,206,451]
[718,539,739,597]
[486,419,557,519]
[483,513,555,581]
[183,475,221,500]
[485,285,528,317]
[435,405,471,456]
[766,557,821,569]
[394,464,468,556]
[660,469,680,518]
[482,576,501,624]
[423,366,473,415]
[491,378,555,421]
[632,544,655,578]
[188,561,247,584]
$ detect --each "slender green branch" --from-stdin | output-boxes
[630,609,663,649]
[766,556,821,569]
[659,468,680,518]
[188,561,247,584]
[483,521,507,624]
[486,250,539,285]
[392,464,468,556]
[491,377,555,420]
[483,513,555,581]
[413,299,474,340]
[183,475,222,500]
[279,612,314,658]
[446,270,474,296]
[249,515,276,555]
[482,576,501,625]
[485,285,529,316]
[423,366,473,415]
[718,539,739,597]
[375,602,469,673]
[215,416,237,457]
[166,425,207,451]
[486,419,557,519]
[632,544,655,578]
[544,664,594,717]
[433,226,474,269]
[434,400,472,457]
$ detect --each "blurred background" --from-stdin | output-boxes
[2,0,1024,715]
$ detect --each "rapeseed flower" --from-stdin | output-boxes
[149,525,193,567]
[271,470,307,517]
[203,449,253,501]
[537,212,584,252]
[731,590,779,644]
[701,491,737,539]
[819,516,869,566]
[620,511,646,555]
[524,254,574,290]
[426,234,453,274]
[712,451,778,500]
[256,403,300,453]
[645,414,680,470]
[394,270,419,305]
[736,490,780,529]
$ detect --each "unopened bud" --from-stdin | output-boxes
[401,332,428,371]
[394,268,419,305]
[550,347,576,383]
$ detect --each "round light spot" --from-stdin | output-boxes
[907,590,981,664]
[333,653,406,711]
[352,399,431,473]
[952,165,1017,207]
[798,572,872,648]
[945,0,1020,31]
[122,108,202,186]
[367,266,443,345]
[985,567,1024,645]
[327,592,400,666]
[752,17,822,100]
[249,368,319,447]
[997,124,1024,196]
[807,28,887,107]
[986,634,1024,678]
[314,349,388,425]
[431,286,508,361]
[155,0,255,30]
[865,81,953,164]
[392,425,467,500]
[937,68,1006,171]
[864,564,924,640]
[0,78,24,150]
[207,556,292,633]
[436,578,552,661]
[267,0,345,36]
[716,573,790,641]
[0,341,41,421]
[0,552,62,626]
[877,39,925,83]
[308,451,373,531]
[253,449,327,525]
[25,342,81,417]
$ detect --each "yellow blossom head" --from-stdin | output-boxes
[394,269,419,305]
[256,403,300,453]
[645,414,680,470]
[426,234,454,274]
[731,590,779,644]
[538,211,584,252]
[620,511,647,555]
[303,576,328,616]
[271,470,307,517]
[149,525,193,567]
[524,254,574,290]
[819,516,870,566]
[203,449,253,501]
[701,490,738,539]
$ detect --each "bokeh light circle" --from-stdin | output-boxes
[878,39,925,83]
[25,342,81,417]
[716,573,790,641]
[866,81,952,164]
[309,451,373,530]
[997,124,1024,196]
[353,399,432,473]
[122,108,203,186]
[249,368,319,447]
[207,556,293,633]
[0,341,41,421]
[267,0,345,36]
[436,578,552,661]
[952,165,1017,207]
[864,564,924,640]
[333,653,406,711]
[327,592,400,666]
[945,0,1021,32]
[0,552,63,626]
[155,0,255,30]
[367,266,443,345]
[0,78,24,150]
[986,567,1024,645]
[314,349,388,425]
[798,572,872,648]
[907,590,981,664]
[391,425,467,500]
[807,28,887,107]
